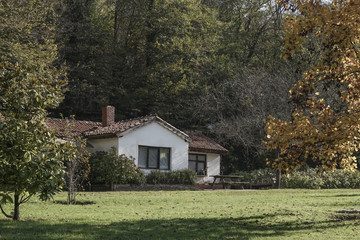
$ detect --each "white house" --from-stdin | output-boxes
[46,106,227,183]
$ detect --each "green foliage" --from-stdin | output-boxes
[61,118,91,204]
[281,168,360,189]
[88,151,107,185]
[89,149,145,186]
[231,168,276,182]
[0,62,75,220]
[0,0,73,221]
[321,170,360,189]
[281,168,324,189]
[0,0,64,81]
[55,0,222,122]
[146,169,196,185]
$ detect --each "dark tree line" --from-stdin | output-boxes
[49,0,316,173]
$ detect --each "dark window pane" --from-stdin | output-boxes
[189,154,197,161]
[138,146,147,168]
[159,148,170,169]
[197,162,205,174]
[148,148,158,168]
[188,154,207,175]
[189,161,196,171]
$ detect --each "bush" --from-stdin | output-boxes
[230,167,360,189]
[281,168,323,189]
[89,148,145,186]
[321,169,360,189]
[146,169,196,185]
[281,168,360,189]
[231,168,276,182]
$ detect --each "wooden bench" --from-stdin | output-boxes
[210,175,250,190]
[249,176,276,189]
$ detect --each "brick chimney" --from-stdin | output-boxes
[102,106,115,127]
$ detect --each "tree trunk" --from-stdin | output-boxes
[275,171,281,189]
[275,151,281,189]
[13,193,20,221]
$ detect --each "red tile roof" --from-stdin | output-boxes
[83,114,191,142]
[47,116,227,154]
[46,118,101,137]
[185,131,228,154]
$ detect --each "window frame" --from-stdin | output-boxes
[138,145,171,170]
[188,153,207,176]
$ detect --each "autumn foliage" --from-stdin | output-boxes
[265,0,360,173]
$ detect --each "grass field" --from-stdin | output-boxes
[1,189,360,239]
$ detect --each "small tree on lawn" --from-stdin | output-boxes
[265,0,360,173]
[0,62,75,221]
[62,118,90,205]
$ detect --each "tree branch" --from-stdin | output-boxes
[20,194,33,204]
[0,203,13,219]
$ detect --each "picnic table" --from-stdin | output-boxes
[210,175,250,190]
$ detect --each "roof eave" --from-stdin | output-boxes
[84,133,118,139]
[189,147,228,155]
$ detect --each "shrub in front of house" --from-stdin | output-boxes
[89,148,146,187]
[146,169,196,185]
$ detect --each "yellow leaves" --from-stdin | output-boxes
[264,1,360,173]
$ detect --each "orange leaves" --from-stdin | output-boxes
[265,1,360,173]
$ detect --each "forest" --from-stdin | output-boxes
[1,0,348,174]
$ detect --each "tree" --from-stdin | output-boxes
[62,117,90,205]
[191,68,297,172]
[0,0,63,78]
[185,0,298,172]
[53,0,222,122]
[0,63,75,221]
[210,0,286,70]
[0,0,76,220]
[265,0,360,173]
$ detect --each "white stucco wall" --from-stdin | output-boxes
[190,151,221,183]
[117,122,189,174]
[87,137,118,154]
[86,123,222,181]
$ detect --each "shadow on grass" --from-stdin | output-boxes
[311,194,360,198]
[0,214,348,240]
[52,200,96,205]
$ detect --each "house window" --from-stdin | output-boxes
[138,146,170,170]
[189,154,207,175]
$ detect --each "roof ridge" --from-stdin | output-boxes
[153,115,190,140]
[113,114,157,125]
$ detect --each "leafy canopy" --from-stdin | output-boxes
[0,0,76,220]
[0,62,76,220]
[265,0,360,173]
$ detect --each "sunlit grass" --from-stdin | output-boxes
[1,189,360,239]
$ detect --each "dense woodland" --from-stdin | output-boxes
[1,0,320,173]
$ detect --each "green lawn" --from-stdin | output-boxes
[1,189,360,239]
